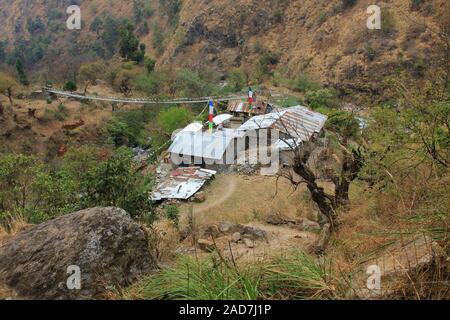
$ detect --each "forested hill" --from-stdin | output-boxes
[0,0,448,95]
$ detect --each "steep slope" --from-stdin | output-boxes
[0,0,448,92]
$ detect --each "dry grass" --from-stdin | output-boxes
[0,283,18,300]
[0,215,31,246]
[146,218,180,263]
[179,174,315,228]
[0,216,29,300]
[326,168,450,299]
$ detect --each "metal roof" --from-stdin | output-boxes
[213,114,233,126]
[272,106,328,141]
[151,167,216,201]
[228,100,272,115]
[174,121,203,137]
[274,138,302,151]
[168,130,237,161]
[237,111,286,131]
[238,106,328,142]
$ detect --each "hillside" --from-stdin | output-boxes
[0,0,448,302]
[0,0,448,95]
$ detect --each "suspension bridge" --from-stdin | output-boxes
[43,87,248,105]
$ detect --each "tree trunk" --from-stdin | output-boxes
[293,156,337,226]
[7,88,13,107]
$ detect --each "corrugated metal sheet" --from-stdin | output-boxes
[168,130,237,161]
[228,100,272,115]
[176,122,203,136]
[172,122,204,140]
[272,106,328,141]
[151,167,217,201]
[213,114,233,126]
[238,106,328,142]
[237,111,286,131]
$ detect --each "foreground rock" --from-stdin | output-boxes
[0,207,156,300]
[353,235,445,299]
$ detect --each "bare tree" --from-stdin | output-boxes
[271,107,364,228]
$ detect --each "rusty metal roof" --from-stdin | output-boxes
[151,167,217,201]
[238,106,328,142]
[272,106,328,141]
[227,100,272,115]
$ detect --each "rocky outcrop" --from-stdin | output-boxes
[352,235,445,299]
[0,207,156,300]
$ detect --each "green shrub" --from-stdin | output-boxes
[157,106,193,135]
[63,81,78,92]
[318,11,327,25]
[292,74,320,93]
[54,104,69,121]
[365,43,377,61]
[342,0,357,9]
[305,88,339,109]
[152,22,165,55]
[278,95,303,108]
[151,106,194,148]
[107,110,150,147]
[144,57,156,74]
[174,69,217,97]
[227,69,247,92]
[410,0,423,10]
[413,59,426,77]
[80,147,154,219]
[324,109,361,141]
[135,72,164,96]
[258,52,280,77]
[165,205,180,225]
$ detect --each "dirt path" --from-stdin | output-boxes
[179,174,311,228]
[190,175,237,214]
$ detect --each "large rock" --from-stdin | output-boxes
[0,207,156,300]
[353,235,445,299]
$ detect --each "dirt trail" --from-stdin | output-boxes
[190,175,237,214]
[179,173,311,228]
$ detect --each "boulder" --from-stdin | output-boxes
[0,207,156,300]
[218,221,235,233]
[239,226,267,240]
[193,191,206,203]
[353,235,445,299]
[266,214,297,226]
[302,219,321,231]
[232,232,242,243]
[199,222,267,241]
